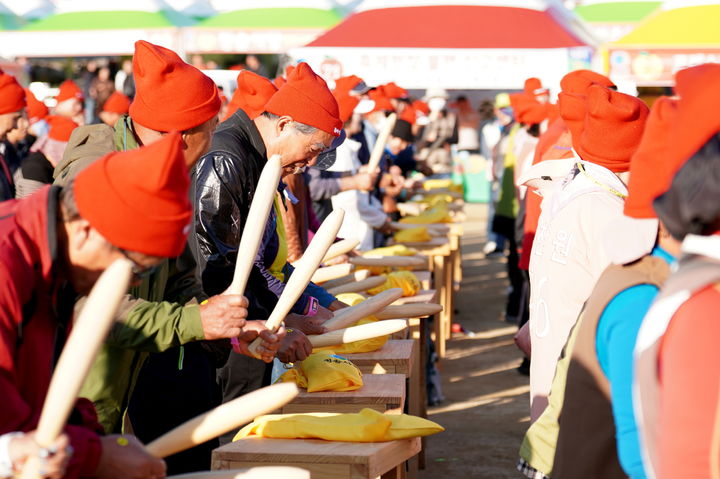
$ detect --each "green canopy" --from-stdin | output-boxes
[22,9,195,31]
[574,1,661,23]
[197,7,342,29]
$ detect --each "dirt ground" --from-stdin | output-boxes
[420,203,529,479]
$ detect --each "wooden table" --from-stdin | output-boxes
[213,437,421,479]
[344,340,415,376]
[397,239,453,359]
[344,340,424,478]
[281,374,406,415]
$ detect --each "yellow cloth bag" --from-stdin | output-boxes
[367,271,420,297]
[393,227,432,243]
[363,245,418,257]
[277,367,308,389]
[278,350,363,393]
[334,292,367,306]
[399,203,452,224]
[313,318,388,354]
[418,193,454,206]
[422,178,453,191]
[233,408,444,442]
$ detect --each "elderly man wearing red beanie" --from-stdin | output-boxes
[0,132,196,479]
[0,69,26,201]
[525,84,649,426]
[193,62,348,441]
[50,41,278,475]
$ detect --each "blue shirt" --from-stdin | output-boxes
[596,246,675,479]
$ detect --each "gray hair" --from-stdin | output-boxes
[261,112,318,135]
[60,178,81,221]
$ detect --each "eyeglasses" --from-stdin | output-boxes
[118,249,159,280]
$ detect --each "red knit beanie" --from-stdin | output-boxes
[333,91,360,124]
[0,70,26,115]
[56,80,83,103]
[273,76,286,88]
[666,63,720,177]
[25,88,48,123]
[558,92,587,141]
[368,89,394,113]
[223,70,278,121]
[264,62,342,136]
[380,82,408,99]
[518,101,548,125]
[560,70,615,95]
[574,85,649,173]
[524,77,548,96]
[46,115,78,142]
[510,92,544,124]
[624,96,679,218]
[74,132,191,258]
[102,92,131,114]
[129,40,221,132]
[334,75,364,95]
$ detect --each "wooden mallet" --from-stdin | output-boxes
[167,468,310,479]
[20,258,133,479]
[247,209,345,358]
[226,155,282,296]
[321,238,359,263]
[366,113,398,174]
[144,382,298,459]
[309,319,409,348]
[350,256,428,268]
[319,269,371,290]
[310,263,353,284]
[374,303,443,320]
[326,275,387,295]
[224,155,282,352]
[322,288,404,332]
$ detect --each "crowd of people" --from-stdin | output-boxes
[0,39,470,478]
[487,68,720,479]
[0,37,717,479]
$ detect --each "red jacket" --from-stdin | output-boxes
[0,185,102,477]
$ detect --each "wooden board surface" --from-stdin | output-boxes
[344,340,415,375]
[393,290,438,306]
[212,436,421,479]
[390,237,452,257]
[282,374,406,415]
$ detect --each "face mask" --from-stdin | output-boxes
[428,98,447,112]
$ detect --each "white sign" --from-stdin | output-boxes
[290,46,575,90]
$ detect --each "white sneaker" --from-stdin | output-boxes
[483,241,497,255]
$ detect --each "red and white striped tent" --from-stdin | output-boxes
[290,0,598,91]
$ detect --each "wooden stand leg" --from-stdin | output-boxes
[443,254,454,339]
[432,254,447,359]
[451,234,462,292]
[381,463,406,479]
[407,337,421,479]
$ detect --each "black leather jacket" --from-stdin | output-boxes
[190,110,277,319]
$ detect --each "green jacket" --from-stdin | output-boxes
[55,116,205,433]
